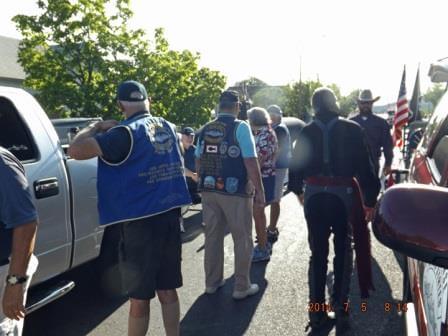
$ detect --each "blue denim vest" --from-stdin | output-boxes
[97,114,191,226]
[198,116,250,197]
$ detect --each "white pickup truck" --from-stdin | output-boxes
[0,86,121,312]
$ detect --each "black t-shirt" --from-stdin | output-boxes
[183,145,196,172]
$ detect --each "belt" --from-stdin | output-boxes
[306,176,353,187]
[0,258,9,267]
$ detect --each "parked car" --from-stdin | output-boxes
[51,117,102,148]
[373,61,448,336]
[0,86,121,313]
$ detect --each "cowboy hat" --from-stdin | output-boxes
[357,89,380,103]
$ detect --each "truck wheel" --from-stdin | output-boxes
[97,223,124,298]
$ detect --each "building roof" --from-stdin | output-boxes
[0,35,26,81]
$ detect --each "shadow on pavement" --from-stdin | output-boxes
[347,257,404,335]
[180,262,268,336]
[23,262,127,336]
[24,210,208,336]
[181,210,204,244]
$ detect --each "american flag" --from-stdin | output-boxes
[393,66,410,147]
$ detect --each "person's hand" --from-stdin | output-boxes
[364,206,375,223]
[254,190,266,208]
[297,194,304,205]
[383,165,392,176]
[94,120,119,133]
[2,284,26,321]
[191,173,199,183]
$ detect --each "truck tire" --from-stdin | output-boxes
[97,223,124,298]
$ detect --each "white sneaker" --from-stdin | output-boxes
[232,284,259,300]
[205,279,226,294]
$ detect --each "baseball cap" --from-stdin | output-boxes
[267,105,283,116]
[219,90,240,103]
[181,127,195,135]
[117,80,148,102]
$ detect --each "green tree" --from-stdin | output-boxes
[234,77,267,88]
[252,86,287,109]
[423,83,446,113]
[13,0,225,126]
[283,80,321,121]
[339,89,360,117]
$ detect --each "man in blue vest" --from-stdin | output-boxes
[69,80,191,336]
[196,90,265,300]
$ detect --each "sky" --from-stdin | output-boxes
[2,0,448,103]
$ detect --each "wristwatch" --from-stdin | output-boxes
[6,275,28,286]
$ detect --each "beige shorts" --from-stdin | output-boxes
[273,168,288,203]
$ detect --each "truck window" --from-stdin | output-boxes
[0,97,38,162]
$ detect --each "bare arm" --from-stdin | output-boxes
[244,157,265,206]
[68,120,118,160]
[185,167,198,182]
[2,221,38,320]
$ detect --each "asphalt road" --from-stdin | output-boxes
[24,193,405,336]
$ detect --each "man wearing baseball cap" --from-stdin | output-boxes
[69,80,191,336]
[180,127,201,204]
[196,90,265,300]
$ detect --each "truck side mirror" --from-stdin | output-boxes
[373,184,448,269]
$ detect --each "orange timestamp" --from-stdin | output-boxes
[308,302,408,313]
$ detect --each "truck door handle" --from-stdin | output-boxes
[34,178,59,199]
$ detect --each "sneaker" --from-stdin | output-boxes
[267,228,279,243]
[205,279,225,294]
[305,313,335,335]
[252,245,270,263]
[232,284,259,300]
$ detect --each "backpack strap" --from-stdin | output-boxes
[313,117,339,175]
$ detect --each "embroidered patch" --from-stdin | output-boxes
[148,123,174,154]
[206,145,218,153]
[225,177,239,193]
[219,142,228,155]
[204,176,216,189]
[216,177,225,190]
[227,145,241,158]
[203,122,226,144]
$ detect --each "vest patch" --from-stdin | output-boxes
[227,145,241,158]
[225,177,239,193]
[204,122,226,144]
[148,123,174,154]
[206,145,218,153]
[204,176,216,189]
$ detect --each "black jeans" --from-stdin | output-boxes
[304,193,353,318]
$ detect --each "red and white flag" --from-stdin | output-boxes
[393,66,410,147]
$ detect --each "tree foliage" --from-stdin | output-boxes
[283,80,321,121]
[252,86,287,109]
[423,83,446,113]
[339,89,360,118]
[13,0,225,126]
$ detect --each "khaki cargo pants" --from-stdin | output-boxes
[202,192,254,292]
